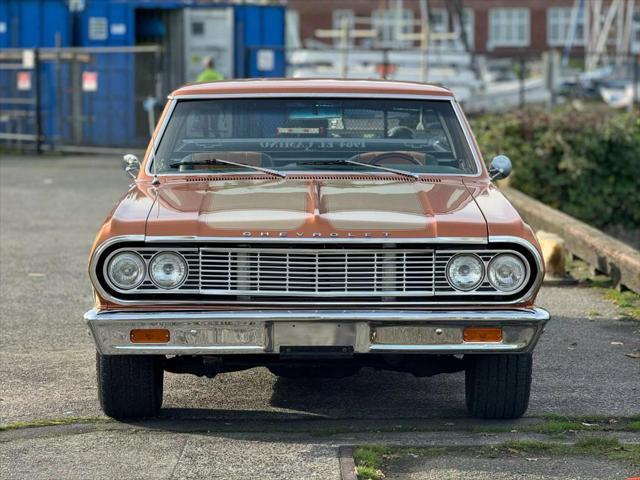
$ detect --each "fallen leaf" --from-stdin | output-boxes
[625,351,640,359]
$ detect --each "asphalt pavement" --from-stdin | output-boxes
[1,155,638,479]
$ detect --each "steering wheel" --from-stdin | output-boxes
[388,126,415,139]
[367,151,423,165]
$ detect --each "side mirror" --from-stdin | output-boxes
[489,155,512,180]
[123,154,140,180]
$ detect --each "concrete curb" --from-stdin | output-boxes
[502,187,640,294]
[338,446,357,480]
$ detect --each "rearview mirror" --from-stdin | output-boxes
[489,155,512,180]
[123,154,140,180]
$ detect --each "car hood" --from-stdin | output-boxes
[145,177,488,240]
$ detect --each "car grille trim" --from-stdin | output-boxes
[199,248,435,297]
[99,245,532,298]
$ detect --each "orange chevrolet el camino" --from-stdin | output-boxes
[85,79,549,419]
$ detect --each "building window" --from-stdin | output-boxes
[460,8,475,49]
[428,8,474,51]
[548,7,585,47]
[632,10,640,53]
[191,21,204,36]
[488,8,530,48]
[332,10,355,46]
[372,8,414,48]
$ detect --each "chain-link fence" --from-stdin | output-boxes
[3,44,638,152]
[262,45,640,114]
[0,46,164,153]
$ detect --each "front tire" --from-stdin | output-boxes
[465,353,532,419]
[97,352,164,419]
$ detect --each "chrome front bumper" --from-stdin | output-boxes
[84,308,549,356]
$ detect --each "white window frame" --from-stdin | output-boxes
[428,8,474,51]
[429,8,449,51]
[372,8,414,48]
[632,9,640,54]
[460,8,475,49]
[488,8,530,49]
[332,9,355,47]
[547,6,585,47]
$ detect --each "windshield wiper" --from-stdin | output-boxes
[170,154,286,178]
[298,159,419,180]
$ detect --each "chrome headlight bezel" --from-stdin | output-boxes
[487,253,528,292]
[148,251,189,290]
[105,251,146,291]
[445,253,485,292]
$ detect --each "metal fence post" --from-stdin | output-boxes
[633,54,639,111]
[382,48,390,80]
[519,56,526,109]
[33,48,43,154]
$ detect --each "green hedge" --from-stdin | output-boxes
[471,107,640,232]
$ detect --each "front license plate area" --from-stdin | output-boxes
[273,322,357,352]
[279,345,354,359]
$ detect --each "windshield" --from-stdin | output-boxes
[154,98,478,175]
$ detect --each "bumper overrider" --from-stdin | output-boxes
[85,308,549,356]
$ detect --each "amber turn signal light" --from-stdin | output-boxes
[463,327,503,343]
[130,329,170,343]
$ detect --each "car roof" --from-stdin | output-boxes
[170,78,454,98]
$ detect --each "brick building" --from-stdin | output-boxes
[287,0,640,56]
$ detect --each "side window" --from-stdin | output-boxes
[191,21,204,36]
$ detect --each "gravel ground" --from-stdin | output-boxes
[1,155,638,479]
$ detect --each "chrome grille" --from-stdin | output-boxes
[99,245,533,300]
[200,248,435,296]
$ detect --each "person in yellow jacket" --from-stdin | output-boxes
[197,57,224,82]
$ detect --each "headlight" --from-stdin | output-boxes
[107,252,145,290]
[446,254,484,291]
[149,252,188,289]
[488,254,526,292]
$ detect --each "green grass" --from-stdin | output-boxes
[354,446,392,470]
[533,420,584,434]
[2,414,640,436]
[502,438,640,465]
[0,417,110,432]
[354,446,393,480]
[627,421,640,432]
[566,257,640,321]
[355,465,384,480]
[606,289,640,321]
